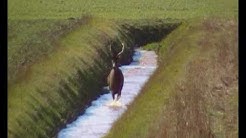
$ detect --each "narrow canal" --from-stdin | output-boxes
[58,48,158,138]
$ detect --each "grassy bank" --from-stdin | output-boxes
[8,17,91,85]
[105,17,238,138]
[8,17,180,137]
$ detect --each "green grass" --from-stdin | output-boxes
[8,16,179,137]
[8,0,238,137]
[8,0,238,85]
[8,18,122,137]
[140,42,161,53]
[105,17,238,138]
[9,0,237,20]
[8,18,86,85]
[105,20,200,138]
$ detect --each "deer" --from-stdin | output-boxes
[107,43,125,101]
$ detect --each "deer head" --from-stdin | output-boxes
[110,43,125,67]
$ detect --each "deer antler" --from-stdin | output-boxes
[117,43,125,57]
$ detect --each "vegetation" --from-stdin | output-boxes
[105,17,238,138]
[8,0,237,20]
[8,0,238,137]
[8,17,179,137]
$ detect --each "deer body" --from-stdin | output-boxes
[107,67,124,100]
[107,43,125,101]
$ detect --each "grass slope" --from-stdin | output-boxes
[8,17,133,137]
[105,17,238,138]
[8,17,90,85]
[8,17,179,137]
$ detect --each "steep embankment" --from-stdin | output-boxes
[105,17,238,138]
[8,17,180,137]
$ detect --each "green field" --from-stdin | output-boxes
[8,0,237,20]
[8,0,238,137]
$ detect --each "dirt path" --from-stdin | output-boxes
[58,48,158,138]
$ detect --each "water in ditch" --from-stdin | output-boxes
[58,48,158,138]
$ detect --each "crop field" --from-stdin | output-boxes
[9,0,237,20]
[8,0,238,137]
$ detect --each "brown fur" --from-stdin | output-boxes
[107,43,125,101]
[107,67,124,100]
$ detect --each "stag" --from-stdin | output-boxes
[107,43,125,101]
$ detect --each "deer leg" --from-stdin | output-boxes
[116,91,121,101]
[112,92,115,101]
